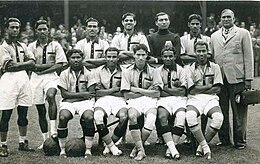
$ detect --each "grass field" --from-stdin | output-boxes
[1,78,260,164]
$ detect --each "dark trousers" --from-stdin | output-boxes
[218,77,248,146]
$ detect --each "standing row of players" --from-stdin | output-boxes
[0,8,253,161]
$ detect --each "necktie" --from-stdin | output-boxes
[224,29,229,35]
[90,42,95,59]
[127,34,133,51]
[14,42,20,62]
[42,45,48,64]
[138,71,143,88]
[167,71,171,88]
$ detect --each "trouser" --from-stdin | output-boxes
[218,77,247,146]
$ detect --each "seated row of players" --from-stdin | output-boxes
[56,41,223,160]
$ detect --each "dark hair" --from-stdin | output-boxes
[122,12,136,21]
[105,47,120,55]
[5,17,21,28]
[155,12,169,21]
[161,46,176,56]
[133,44,148,54]
[85,17,99,26]
[188,14,202,23]
[66,49,84,59]
[34,20,49,30]
[194,41,209,51]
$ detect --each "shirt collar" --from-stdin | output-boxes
[36,39,51,47]
[195,61,211,69]
[69,66,85,75]
[133,63,148,73]
[123,29,138,36]
[5,38,20,45]
[163,63,177,72]
[190,32,202,40]
[86,37,99,44]
[102,64,122,72]
[222,26,234,34]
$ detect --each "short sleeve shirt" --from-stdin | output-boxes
[121,64,159,91]
[180,34,211,56]
[0,40,35,70]
[59,67,96,93]
[74,38,109,61]
[154,64,187,89]
[27,40,67,65]
[95,64,123,89]
[186,61,223,90]
[111,32,150,52]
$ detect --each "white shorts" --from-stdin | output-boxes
[95,96,127,116]
[30,72,59,104]
[127,96,157,114]
[0,71,32,110]
[157,96,187,115]
[187,94,219,115]
[60,99,94,117]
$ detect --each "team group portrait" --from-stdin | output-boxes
[0,1,260,163]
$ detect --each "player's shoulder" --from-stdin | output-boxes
[28,40,37,47]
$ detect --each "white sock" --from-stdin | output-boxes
[1,141,7,146]
[85,136,93,150]
[42,132,49,142]
[166,141,178,155]
[58,137,67,150]
[50,120,57,136]
[19,136,27,143]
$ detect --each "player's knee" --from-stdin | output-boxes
[59,110,71,123]
[175,111,186,127]
[17,115,28,127]
[128,111,138,124]
[210,112,224,130]
[46,89,57,101]
[94,110,104,125]
[158,112,168,125]
[82,110,94,122]
[117,110,128,122]
[144,113,157,131]
[186,110,198,127]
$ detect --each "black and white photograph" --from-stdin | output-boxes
[0,0,259,163]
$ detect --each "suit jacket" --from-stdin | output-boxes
[210,25,254,84]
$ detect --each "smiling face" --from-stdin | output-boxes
[156,14,170,30]
[86,21,99,37]
[195,45,208,65]
[221,10,235,29]
[122,15,136,31]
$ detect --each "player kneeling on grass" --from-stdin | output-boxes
[121,44,160,161]
[186,41,224,159]
[57,49,96,157]
[94,47,128,156]
[155,47,187,159]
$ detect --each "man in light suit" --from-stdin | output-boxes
[210,9,254,149]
